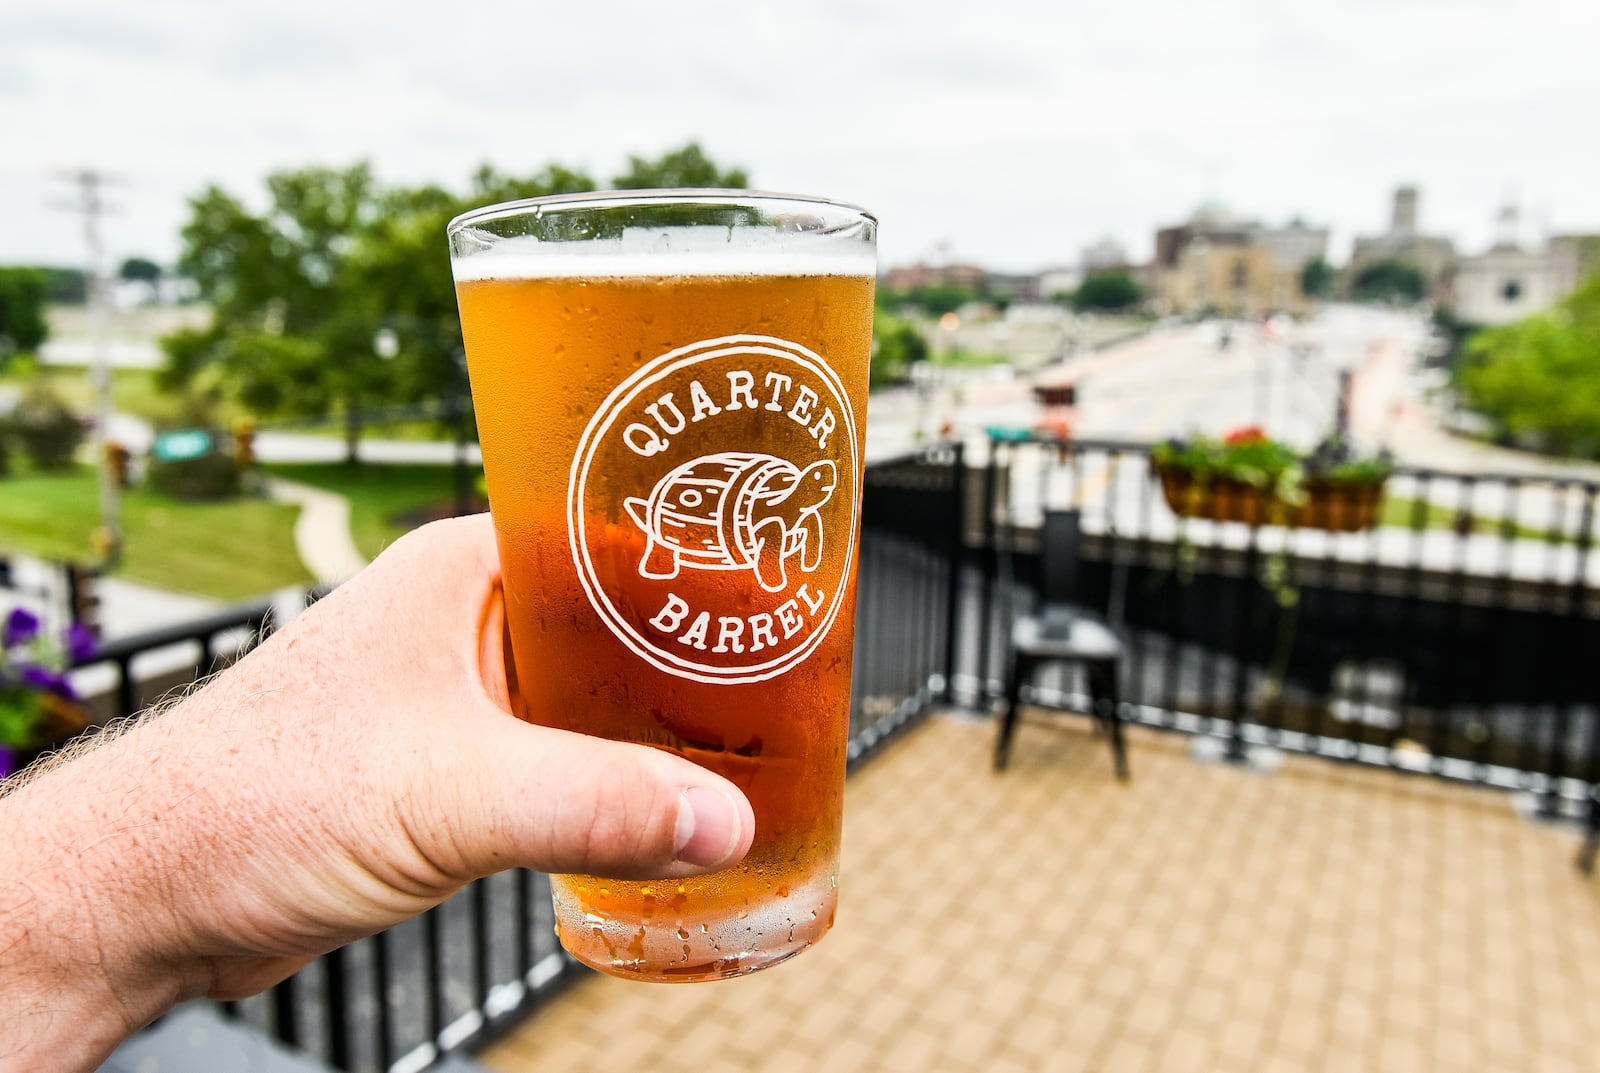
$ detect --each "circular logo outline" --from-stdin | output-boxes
[567,334,859,685]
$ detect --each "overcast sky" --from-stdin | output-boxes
[3,0,1597,275]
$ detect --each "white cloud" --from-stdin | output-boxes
[2,0,1598,272]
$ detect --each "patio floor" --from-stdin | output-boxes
[481,711,1599,1073]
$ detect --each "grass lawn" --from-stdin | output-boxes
[0,466,312,600]
[261,462,485,560]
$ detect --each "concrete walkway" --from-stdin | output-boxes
[261,477,368,586]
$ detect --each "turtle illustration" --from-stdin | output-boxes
[623,452,838,593]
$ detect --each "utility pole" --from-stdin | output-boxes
[57,169,122,566]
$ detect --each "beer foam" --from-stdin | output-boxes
[451,233,875,282]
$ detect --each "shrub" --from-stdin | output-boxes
[146,444,240,501]
[6,387,85,470]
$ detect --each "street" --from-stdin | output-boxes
[866,305,1429,458]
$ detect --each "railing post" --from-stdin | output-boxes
[1548,485,1597,818]
[942,441,965,705]
[1227,531,1261,763]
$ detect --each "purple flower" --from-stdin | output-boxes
[0,745,16,779]
[64,623,96,663]
[3,608,40,648]
[21,665,77,701]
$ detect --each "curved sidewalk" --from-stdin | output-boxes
[262,476,368,586]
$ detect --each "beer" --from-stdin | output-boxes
[450,192,876,981]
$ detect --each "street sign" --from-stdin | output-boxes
[152,429,213,462]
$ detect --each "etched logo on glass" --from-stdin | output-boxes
[568,335,859,684]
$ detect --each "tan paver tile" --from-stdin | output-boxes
[1095,1032,1157,1073]
[1057,999,1120,1053]
[479,714,1600,1073]
[875,1023,946,1073]
[1373,1033,1428,1073]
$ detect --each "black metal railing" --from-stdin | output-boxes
[74,431,1600,1068]
[77,444,963,1072]
[71,598,280,720]
[969,433,1600,851]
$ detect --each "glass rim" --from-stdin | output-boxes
[446,188,876,238]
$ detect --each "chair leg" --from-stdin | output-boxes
[996,653,1029,772]
[1089,660,1130,781]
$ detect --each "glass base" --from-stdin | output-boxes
[551,866,838,983]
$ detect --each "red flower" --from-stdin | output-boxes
[1224,425,1268,446]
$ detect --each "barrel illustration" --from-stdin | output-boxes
[622,452,837,593]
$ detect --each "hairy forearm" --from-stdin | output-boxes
[0,715,195,1071]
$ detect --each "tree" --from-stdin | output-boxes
[119,257,162,284]
[40,267,87,305]
[1072,270,1142,312]
[613,143,748,189]
[1351,259,1426,304]
[468,163,596,205]
[168,164,392,460]
[1300,257,1335,299]
[1455,271,1600,456]
[871,315,926,387]
[162,147,752,459]
[0,268,49,356]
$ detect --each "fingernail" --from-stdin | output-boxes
[674,787,741,868]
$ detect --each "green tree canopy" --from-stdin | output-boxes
[0,268,50,356]
[871,314,927,387]
[1351,259,1426,304]
[613,143,748,189]
[119,257,162,283]
[879,283,981,317]
[1072,270,1142,312]
[162,145,748,454]
[40,268,86,305]
[1300,257,1335,298]
[1455,271,1600,456]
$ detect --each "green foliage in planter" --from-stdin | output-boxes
[1153,429,1393,506]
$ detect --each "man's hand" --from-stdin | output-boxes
[0,515,754,1071]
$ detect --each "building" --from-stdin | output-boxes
[1081,237,1131,272]
[1346,185,1455,301]
[1451,205,1600,325]
[1034,266,1081,302]
[882,261,988,294]
[1151,202,1328,316]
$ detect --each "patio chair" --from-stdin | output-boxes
[995,509,1129,779]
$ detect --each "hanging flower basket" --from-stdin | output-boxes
[1152,428,1390,532]
[1154,466,1385,531]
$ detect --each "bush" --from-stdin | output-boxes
[0,268,50,354]
[147,445,241,501]
[6,387,85,470]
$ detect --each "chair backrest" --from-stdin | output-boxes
[1040,509,1082,605]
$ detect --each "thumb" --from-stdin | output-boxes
[422,713,756,882]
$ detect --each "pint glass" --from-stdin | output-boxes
[448,191,876,981]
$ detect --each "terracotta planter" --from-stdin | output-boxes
[1154,464,1384,532]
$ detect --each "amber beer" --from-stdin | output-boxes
[449,192,876,981]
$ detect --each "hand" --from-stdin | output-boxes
[0,515,754,1071]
